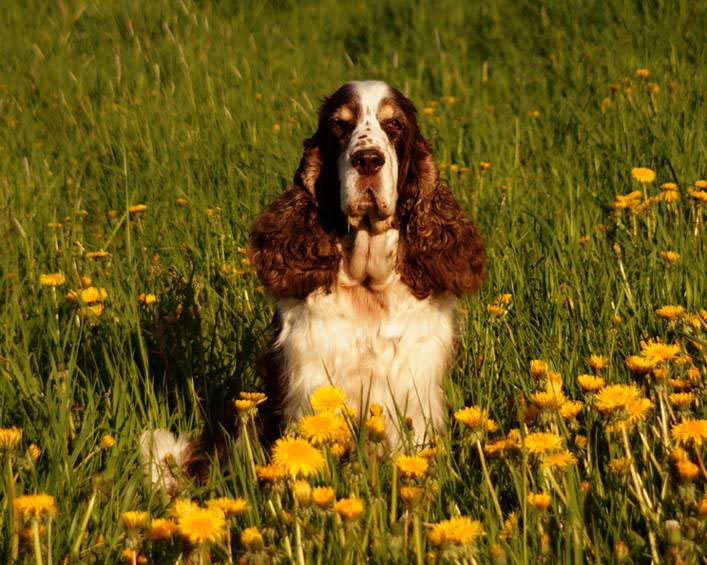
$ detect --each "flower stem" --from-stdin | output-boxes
[31,519,43,565]
[389,465,398,526]
[413,511,423,565]
[71,489,97,558]
[5,453,18,562]
[475,439,504,523]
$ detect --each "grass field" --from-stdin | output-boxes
[1,0,707,562]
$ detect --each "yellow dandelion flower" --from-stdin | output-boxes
[121,511,148,530]
[86,250,110,260]
[487,304,507,316]
[240,391,267,404]
[271,437,325,478]
[530,359,549,378]
[234,399,256,413]
[428,516,484,546]
[39,273,66,287]
[47,222,62,229]
[499,512,517,541]
[495,293,512,304]
[206,497,248,517]
[479,161,492,171]
[169,498,200,518]
[624,355,656,374]
[485,419,498,433]
[138,293,157,305]
[241,526,264,550]
[147,518,177,540]
[655,305,685,319]
[574,435,588,449]
[66,287,107,304]
[699,496,707,517]
[334,497,365,520]
[531,389,566,410]
[365,414,386,442]
[529,110,541,119]
[695,180,707,189]
[687,187,707,201]
[594,384,642,414]
[527,492,551,510]
[255,463,285,483]
[523,432,563,455]
[292,480,312,506]
[631,167,656,183]
[669,378,691,390]
[299,412,346,446]
[659,250,680,263]
[612,190,642,209]
[541,450,577,471]
[670,392,694,407]
[121,549,147,564]
[309,385,347,413]
[671,419,707,447]
[670,448,689,462]
[656,190,679,203]
[640,339,680,363]
[577,374,605,392]
[28,444,40,461]
[441,96,457,105]
[0,427,23,450]
[329,442,348,458]
[687,367,700,382]
[608,457,631,474]
[177,506,226,546]
[676,460,699,481]
[176,197,189,207]
[623,397,653,426]
[660,182,678,191]
[400,486,423,503]
[484,439,510,456]
[100,434,115,449]
[560,400,583,420]
[312,486,336,508]
[587,354,608,371]
[128,204,147,214]
[454,406,489,428]
[422,107,435,115]
[13,494,57,518]
[395,455,429,479]
[635,68,650,78]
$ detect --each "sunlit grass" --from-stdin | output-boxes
[1,0,706,562]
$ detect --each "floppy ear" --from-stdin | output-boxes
[249,135,342,300]
[398,134,485,299]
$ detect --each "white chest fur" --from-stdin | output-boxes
[274,228,458,446]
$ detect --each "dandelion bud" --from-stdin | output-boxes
[293,480,312,506]
[28,443,41,462]
[664,520,681,546]
[100,434,115,450]
[614,541,630,562]
[241,526,264,550]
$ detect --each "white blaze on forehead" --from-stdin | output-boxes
[347,80,391,117]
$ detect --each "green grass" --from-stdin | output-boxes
[1,0,706,562]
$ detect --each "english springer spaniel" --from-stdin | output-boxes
[250,80,485,447]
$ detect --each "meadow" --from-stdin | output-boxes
[1,0,706,562]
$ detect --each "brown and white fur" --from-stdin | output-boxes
[141,81,484,492]
[251,80,485,447]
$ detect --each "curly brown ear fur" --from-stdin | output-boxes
[398,135,485,299]
[249,136,342,300]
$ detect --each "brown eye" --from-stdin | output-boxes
[384,119,403,132]
[332,118,351,131]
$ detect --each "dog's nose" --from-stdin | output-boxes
[351,149,385,176]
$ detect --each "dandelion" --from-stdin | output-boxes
[0,427,22,450]
[640,339,680,363]
[531,389,566,410]
[13,494,57,519]
[608,458,632,474]
[631,167,656,183]
[577,374,605,392]
[586,354,608,371]
[696,180,707,189]
[121,549,147,564]
[428,516,484,546]
[594,384,641,413]
[234,399,256,413]
[299,412,346,446]
[121,511,148,530]
[100,434,115,449]
[499,512,517,541]
[560,400,583,420]
[527,492,551,510]
[687,187,707,201]
[147,518,177,540]
[625,355,656,374]
[655,305,685,319]
[365,412,386,442]
[176,197,189,207]
[240,391,267,404]
[399,486,423,503]
[241,526,264,550]
[659,250,680,263]
[479,161,492,171]
[523,432,563,455]
[169,498,200,518]
[271,437,325,478]
[255,463,285,483]
[671,419,707,447]
[128,204,147,214]
[292,480,312,506]
[612,190,642,209]
[309,385,347,413]
[312,486,335,508]
[530,359,549,378]
[454,406,490,429]
[529,110,541,119]
[484,439,510,456]
[487,304,506,316]
[206,497,249,517]
[138,293,157,305]
[28,444,40,461]
[669,392,694,407]
[334,497,365,520]
[176,506,226,545]
[395,454,429,479]
[541,450,577,471]
[636,68,650,78]
[39,273,66,287]
[675,460,699,481]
